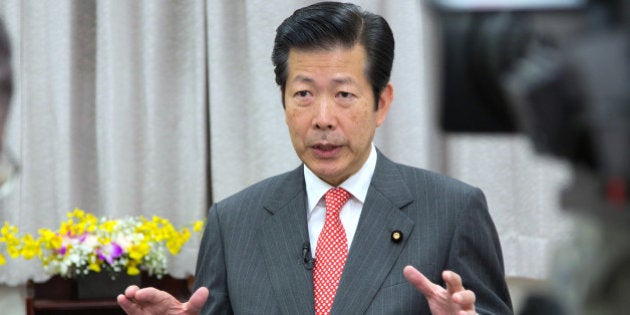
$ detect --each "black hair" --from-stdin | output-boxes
[271,1,394,109]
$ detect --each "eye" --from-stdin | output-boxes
[292,90,314,106]
[294,90,311,98]
[336,91,356,104]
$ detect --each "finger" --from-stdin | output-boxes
[117,294,142,314]
[135,287,169,304]
[124,285,140,299]
[185,287,210,313]
[453,289,476,307]
[443,270,464,294]
[403,265,438,297]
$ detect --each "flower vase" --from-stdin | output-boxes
[76,271,141,300]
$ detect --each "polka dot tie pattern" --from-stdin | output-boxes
[313,187,351,315]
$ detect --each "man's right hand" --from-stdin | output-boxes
[117,285,209,315]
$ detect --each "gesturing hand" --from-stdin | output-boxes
[117,285,209,315]
[403,265,477,315]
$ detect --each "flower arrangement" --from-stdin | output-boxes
[0,208,204,278]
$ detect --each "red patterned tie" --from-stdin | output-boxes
[313,187,351,315]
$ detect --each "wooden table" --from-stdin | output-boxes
[26,273,193,315]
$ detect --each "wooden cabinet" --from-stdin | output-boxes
[26,273,193,315]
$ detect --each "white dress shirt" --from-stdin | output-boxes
[305,144,377,257]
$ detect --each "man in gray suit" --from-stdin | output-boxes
[118,2,512,314]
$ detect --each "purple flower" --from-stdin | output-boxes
[96,242,123,265]
[78,233,88,243]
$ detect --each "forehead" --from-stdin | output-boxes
[286,44,368,82]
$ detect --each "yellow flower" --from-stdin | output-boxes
[70,208,85,218]
[100,220,117,233]
[6,242,21,258]
[59,220,72,236]
[128,242,150,261]
[126,263,140,276]
[1,210,203,278]
[86,252,101,272]
[38,228,62,250]
[1,222,18,237]
[193,220,204,232]
[2,228,22,259]
[166,228,191,255]
[88,261,101,272]
[20,234,40,260]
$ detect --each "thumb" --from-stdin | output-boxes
[185,287,210,314]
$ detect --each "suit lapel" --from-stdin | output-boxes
[332,152,415,314]
[257,166,315,315]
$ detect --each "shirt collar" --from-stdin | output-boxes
[304,144,377,212]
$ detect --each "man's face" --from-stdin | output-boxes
[284,44,392,186]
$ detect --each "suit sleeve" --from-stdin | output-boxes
[448,187,513,314]
[193,203,234,315]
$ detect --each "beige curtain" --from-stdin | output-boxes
[0,0,573,289]
[0,0,208,285]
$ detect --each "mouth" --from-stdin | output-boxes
[311,143,342,158]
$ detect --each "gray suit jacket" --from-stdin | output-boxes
[194,151,513,314]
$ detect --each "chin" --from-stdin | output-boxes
[311,166,347,185]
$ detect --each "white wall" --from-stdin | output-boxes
[0,285,26,314]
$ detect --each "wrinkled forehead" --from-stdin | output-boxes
[287,44,369,73]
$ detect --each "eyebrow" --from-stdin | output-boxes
[291,75,315,84]
[291,75,357,86]
[331,77,357,85]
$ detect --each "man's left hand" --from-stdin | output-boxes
[403,265,476,315]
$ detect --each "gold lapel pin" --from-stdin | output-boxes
[391,230,403,243]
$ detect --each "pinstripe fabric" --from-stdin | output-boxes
[194,150,513,314]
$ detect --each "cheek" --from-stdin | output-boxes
[346,110,374,133]
[285,110,295,125]
[286,107,312,124]
[285,111,305,137]
[353,121,377,145]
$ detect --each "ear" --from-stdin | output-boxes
[375,83,393,127]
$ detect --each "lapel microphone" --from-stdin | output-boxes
[302,242,315,270]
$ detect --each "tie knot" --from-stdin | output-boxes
[324,187,350,217]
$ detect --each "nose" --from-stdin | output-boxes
[314,98,335,130]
